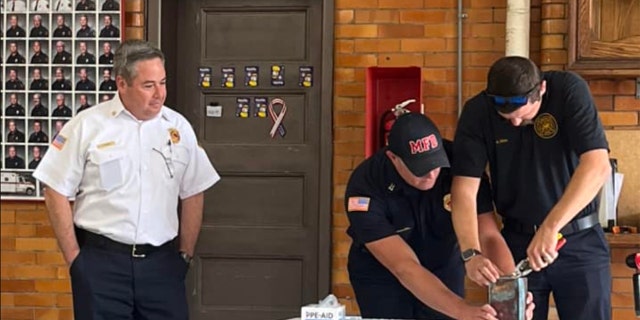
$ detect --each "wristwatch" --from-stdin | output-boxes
[461,248,482,262]
[179,251,193,267]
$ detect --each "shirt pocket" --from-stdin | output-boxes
[90,147,126,191]
[170,145,190,180]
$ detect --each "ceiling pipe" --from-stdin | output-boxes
[506,0,531,57]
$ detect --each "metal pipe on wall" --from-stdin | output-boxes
[457,0,467,116]
[506,0,531,57]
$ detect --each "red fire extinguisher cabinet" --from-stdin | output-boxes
[365,66,423,158]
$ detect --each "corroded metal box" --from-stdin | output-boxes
[489,277,527,320]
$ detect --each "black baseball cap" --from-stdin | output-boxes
[387,113,450,177]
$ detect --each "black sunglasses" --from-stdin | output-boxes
[486,82,540,114]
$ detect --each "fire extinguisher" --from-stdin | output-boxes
[379,99,416,148]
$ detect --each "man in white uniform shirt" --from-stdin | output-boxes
[31,0,49,11]
[7,0,27,11]
[34,40,220,320]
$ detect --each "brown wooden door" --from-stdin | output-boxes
[162,0,333,319]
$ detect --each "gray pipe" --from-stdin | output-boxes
[457,0,467,117]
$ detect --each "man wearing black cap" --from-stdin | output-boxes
[345,113,533,320]
[451,56,611,320]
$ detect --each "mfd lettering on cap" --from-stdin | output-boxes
[409,134,438,154]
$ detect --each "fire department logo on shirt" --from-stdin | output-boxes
[443,193,452,212]
[534,113,558,139]
[169,128,180,144]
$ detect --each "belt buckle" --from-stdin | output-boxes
[131,244,146,258]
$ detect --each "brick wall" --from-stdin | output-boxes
[0,2,145,319]
[1,0,638,319]
[332,0,639,317]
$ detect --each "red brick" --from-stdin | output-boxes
[1,210,16,224]
[335,54,377,68]
[334,83,366,97]
[0,308,33,320]
[15,238,59,252]
[334,112,365,128]
[336,10,354,24]
[34,280,71,293]
[1,252,37,265]
[1,293,14,306]
[56,294,73,307]
[593,95,614,111]
[15,211,49,224]
[6,266,58,279]
[335,0,378,9]
[378,24,424,38]
[13,293,56,307]
[354,10,399,23]
[401,38,447,52]
[1,280,35,292]
[399,10,450,24]
[377,53,424,67]
[335,24,378,38]
[424,53,457,67]
[614,96,640,111]
[599,112,638,126]
[354,39,401,52]
[0,225,37,237]
[422,0,456,8]
[424,24,457,38]
[541,19,567,34]
[464,9,494,23]
[542,3,566,19]
[335,40,354,53]
[379,0,422,9]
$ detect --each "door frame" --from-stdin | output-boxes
[153,0,333,299]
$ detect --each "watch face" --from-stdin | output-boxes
[462,249,480,261]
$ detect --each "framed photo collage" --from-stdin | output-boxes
[1,0,124,200]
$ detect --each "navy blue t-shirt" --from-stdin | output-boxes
[452,71,608,226]
[345,141,494,283]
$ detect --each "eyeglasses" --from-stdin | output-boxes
[486,82,540,114]
[152,140,174,178]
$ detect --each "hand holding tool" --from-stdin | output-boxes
[513,233,566,278]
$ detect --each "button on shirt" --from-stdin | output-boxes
[34,95,220,246]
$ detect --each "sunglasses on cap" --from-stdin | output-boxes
[486,82,540,114]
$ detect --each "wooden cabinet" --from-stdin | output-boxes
[569,0,640,76]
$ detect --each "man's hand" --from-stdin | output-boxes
[458,303,497,320]
[526,226,559,271]
[464,255,501,286]
[525,292,535,320]
[65,248,80,266]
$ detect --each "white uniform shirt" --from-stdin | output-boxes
[31,0,49,11]
[50,0,71,11]
[33,95,220,245]
[7,0,27,11]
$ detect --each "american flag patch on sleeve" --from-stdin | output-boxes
[348,197,370,212]
[51,134,67,150]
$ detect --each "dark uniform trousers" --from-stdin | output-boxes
[71,228,189,320]
[502,219,611,320]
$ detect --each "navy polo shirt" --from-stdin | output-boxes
[346,141,494,282]
[452,71,608,226]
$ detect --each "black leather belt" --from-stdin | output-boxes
[75,227,176,258]
[504,212,600,235]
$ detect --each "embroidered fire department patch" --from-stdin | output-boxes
[443,193,452,212]
[169,128,180,144]
[534,113,558,139]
